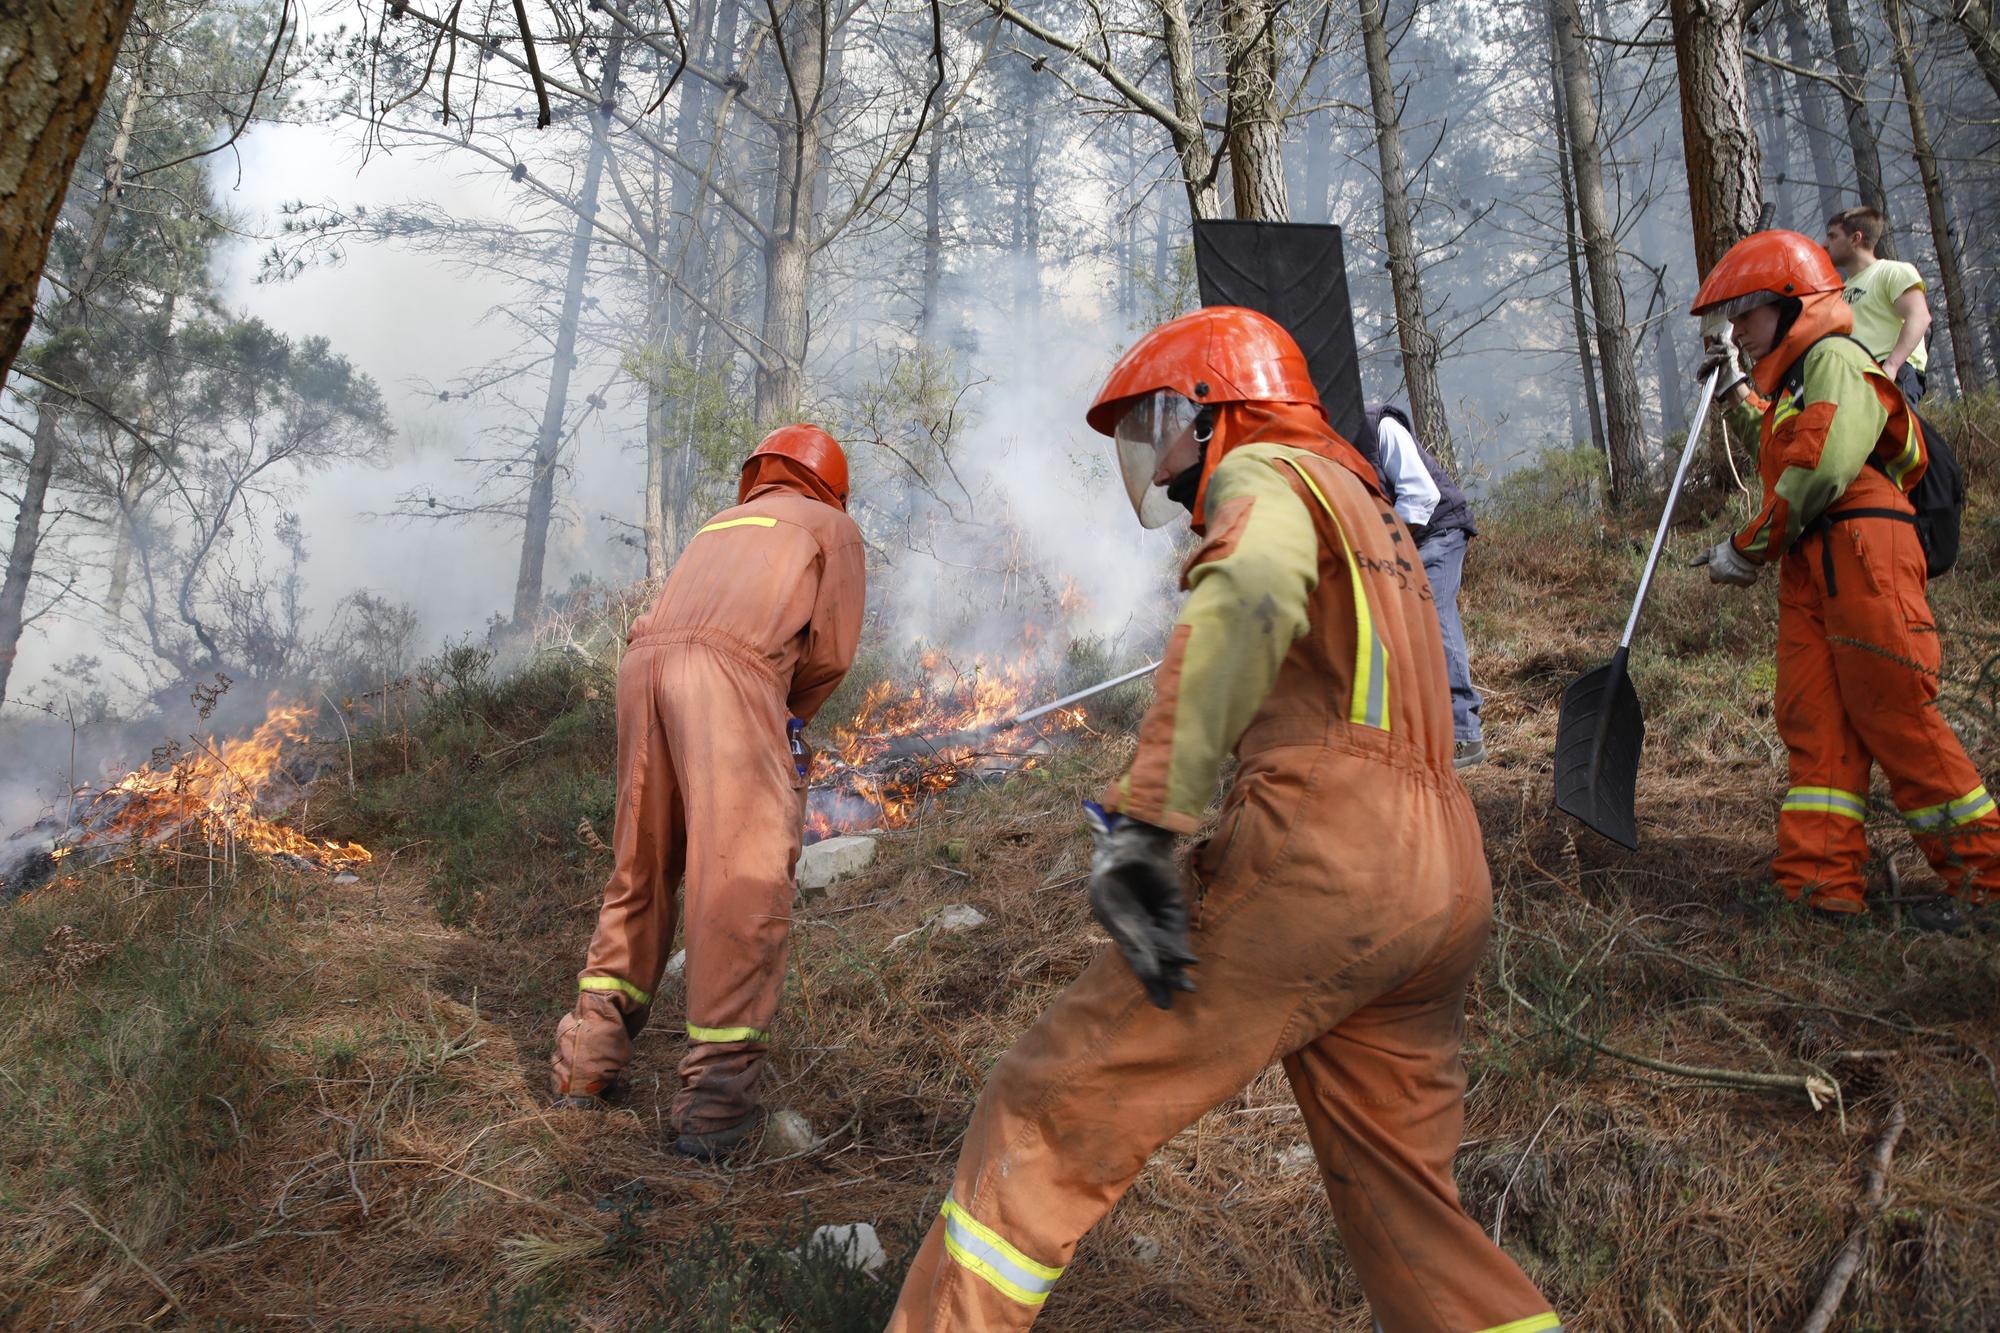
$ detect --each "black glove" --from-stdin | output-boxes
[1082,802,1198,1009]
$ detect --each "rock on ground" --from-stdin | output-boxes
[807,1222,887,1276]
[889,903,989,950]
[665,949,686,977]
[766,1108,816,1154]
[796,835,878,895]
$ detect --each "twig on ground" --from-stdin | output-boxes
[1800,1101,1909,1333]
[67,1201,182,1311]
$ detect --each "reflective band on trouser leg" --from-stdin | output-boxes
[938,1200,1064,1307]
[578,975,652,1005]
[1904,785,1998,832]
[1781,786,1869,822]
[686,1023,769,1043]
[1474,1315,1564,1333]
[1278,459,1392,731]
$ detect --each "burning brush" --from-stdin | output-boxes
[0,702,370,896]
[804,652,1158,842]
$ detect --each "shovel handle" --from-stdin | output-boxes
[1619,366,1724,649]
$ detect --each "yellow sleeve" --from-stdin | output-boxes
[1105,450,1320,832]
[1735,341,1890,560]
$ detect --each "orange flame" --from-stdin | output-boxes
[805,650,1094,840]
[66,702,370,873]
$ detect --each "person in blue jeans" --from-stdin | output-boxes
[1357,404,1485,767]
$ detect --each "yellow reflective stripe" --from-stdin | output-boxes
[1904,786,1997,831]
[938,1200,1063,1306]
[1782,786,1869,822]
[1772,391,1802,429]
[1882,412,1923,489]
[1474,1315,1563,1333]
[578,975,651,1005]
[1278,459,1390,731]
[698,516,779,534]
[686,1022,769,1043]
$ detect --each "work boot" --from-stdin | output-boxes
[673,1106,767,1162]
[1452,738,1487,770]
[553,1092,608,1111]
[1903,894,1997,936]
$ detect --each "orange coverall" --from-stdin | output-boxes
[1729,314,1999,911]
[888,406,1557,1332]
[549,473,865,1133]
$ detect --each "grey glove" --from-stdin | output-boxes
[1082,802,1198,1009]
[1691,538,1758,586]
[1696,334,1748,402]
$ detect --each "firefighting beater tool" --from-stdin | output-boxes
[1554,365,1725,850]
[876,660,1162,760]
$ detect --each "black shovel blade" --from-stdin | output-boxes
[1553,646,1646,851]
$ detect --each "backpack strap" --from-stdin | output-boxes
[1801,507,1917,596]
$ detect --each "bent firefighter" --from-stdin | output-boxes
[549,425,865,1158]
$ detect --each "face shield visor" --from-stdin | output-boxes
[1701,288,1785,322]
[1112,389,1202,528]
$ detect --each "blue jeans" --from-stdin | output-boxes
[1418,527,1482,744]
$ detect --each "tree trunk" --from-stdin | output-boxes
[1754,59,1796,229]
[1943,0,2000,103]
[1781,0,1845,223]
[1651,266,1687,438]
[0,0,138,390]
[1669,0,1763,279]
[512,27,623,624]
[920,112,944,335]
[1551,39,1606,457]
[1885,0,1983,390]
[752,0,826,427]
[1826,0,1892,245]
[1552,0,1644,502]
[1359,0,1452,462]
[1223,0,1289,221]
[1162,0,1220,220]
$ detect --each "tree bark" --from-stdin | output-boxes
[1552,0,1644,501]
[1651,266,1687,438]
[1223,0,1289,221]
[1754,58,1796,228]
[1551,36,1606,457]
[1885,0,1983,390]
[1942,0,2000,103]
[1161,0,1220,220]
[1669,0,1763,279]
[512,27,623,624]
[1826,0,1892,247]
[752,0,826,426]
[1780,0,1845,223]
[0,0,138,390]
[1358,0,1452,461]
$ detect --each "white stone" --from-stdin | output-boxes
[665,949,686,977]
[1275,1143,1317,1173]
[808,1222,887,1276]
[766,1107,817,1153]
[796,835,879,894]
[1130,1234,1163,1265]
[889,903,989,950]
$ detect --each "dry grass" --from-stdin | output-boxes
[5,398,2000,1329]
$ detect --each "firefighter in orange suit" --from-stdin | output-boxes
[884,308,1560,1331]
[549,425,866,1157]
[1690,231,1999,931]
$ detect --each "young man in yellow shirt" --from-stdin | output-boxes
[1824,206,1932,402]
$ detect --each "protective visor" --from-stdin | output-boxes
[1112,390,1201,528]
[1699,288,1786,322]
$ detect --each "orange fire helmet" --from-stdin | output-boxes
[1086,306,1322,437]
[1690,230,1844,320]
[739,424,849,508]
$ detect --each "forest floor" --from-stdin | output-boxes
[5,399,2000,1331]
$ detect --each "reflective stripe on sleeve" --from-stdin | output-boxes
[698,516,779,534]
[1781,786,1869,822]
[1881,414,1923,490]
[578,975,651,1005]
[1904,786,1998,831]
[1277,460,1391,731]
[938,1199,1064,1306]
[1473,1315,1564,1333]
[686,1022,769,1043]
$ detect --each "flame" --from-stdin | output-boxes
[61,702,371,874]
[804,650,1094,841]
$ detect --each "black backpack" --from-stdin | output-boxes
[1780,335,1964,578]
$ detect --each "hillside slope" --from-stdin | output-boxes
[5,400,1999,1330]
